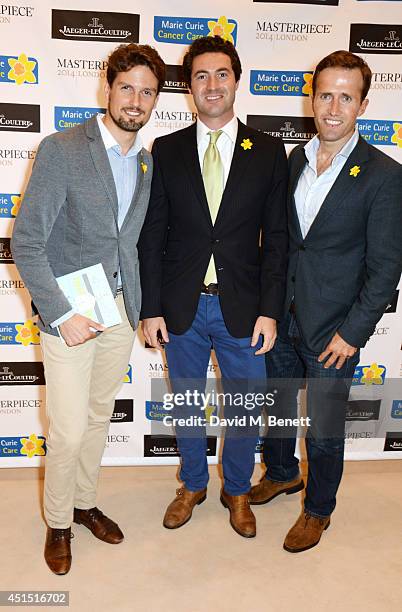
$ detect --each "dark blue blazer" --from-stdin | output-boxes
[283,135,402,353]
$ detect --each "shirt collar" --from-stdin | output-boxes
[196,115,238,145]
[97,113,143,157]
[304,127,359,170]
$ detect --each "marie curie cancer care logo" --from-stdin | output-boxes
[0,434,46,458]
[55,106,105,131]
[250,70,313,96]
[0,194,21,218]
[0,53,38,85]
[352,363,386,386]
[154,15,237,45]
[0,321,40,346]
[357,119,402,147]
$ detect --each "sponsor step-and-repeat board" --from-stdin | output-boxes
[0,0,401,466]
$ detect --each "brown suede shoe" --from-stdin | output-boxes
[284,511,330,553]
[249,475,304,505]
[220,490,256,538]
[163,486,207,529]
[73,507,124,544]
[44,527,72,575]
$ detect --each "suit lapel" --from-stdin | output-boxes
[85,116,119,225]
[120,150,147,231]
[214,120,254,227]
[179,123,211,224]
[306,136,370,239]
[289,146,307,242]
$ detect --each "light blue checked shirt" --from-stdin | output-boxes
[51,114,142,327]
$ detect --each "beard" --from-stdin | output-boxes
[109,105,144,132]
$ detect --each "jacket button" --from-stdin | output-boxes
[211,239,220,244]
[113,272,118,278]
[299,245,306,251]
[291,276,295,282]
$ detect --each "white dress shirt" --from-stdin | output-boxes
[295,128,359,239]
[196,116,238,283]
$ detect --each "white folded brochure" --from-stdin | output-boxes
[56,263,122,330]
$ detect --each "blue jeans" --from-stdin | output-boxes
[165,294,266,496]
[263,312,360,518]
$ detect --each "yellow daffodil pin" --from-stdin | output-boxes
[241,138,253,151]
[141,162,148,174]
[349,165,360,178]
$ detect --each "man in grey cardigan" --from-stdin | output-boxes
[12,43,165,575]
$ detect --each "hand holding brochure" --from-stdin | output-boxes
[56,263,122,328]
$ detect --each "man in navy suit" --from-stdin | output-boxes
[139,36,288,538]
[250,50,402,552]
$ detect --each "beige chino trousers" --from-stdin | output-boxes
[40,294,135,528]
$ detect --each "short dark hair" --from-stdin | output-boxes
[312,50,372,102]
[106,43,166,93]
[182,36,242,86]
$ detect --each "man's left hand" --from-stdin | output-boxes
[318,331,357,370]
[251,316,277,355]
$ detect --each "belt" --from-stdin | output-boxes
[201,283,219,296]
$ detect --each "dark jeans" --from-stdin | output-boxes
[263,312,360,518]
[165,294,266,496]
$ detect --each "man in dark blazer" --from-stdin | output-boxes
[139,36,288,538]
[250,51,402,552]
[12,44,165,574]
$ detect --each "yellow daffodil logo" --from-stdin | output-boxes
[207,16,235,44]
[7,53,37,85]
[204,405,217,423]
[361,363,385,385]
[15,319,40,346]
[10,195,21,217]
[241,138,253,150]
[349,165,361,178]
[391,123,402,148]
[302,73,313,96]
[141,162,148,174]
[20,434,46,458]
[124,364,132,383]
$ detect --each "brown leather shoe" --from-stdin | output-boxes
[249,475,304,505]
[163,487,207,529]
[284,511,330,553]
[220,490,256,538]
[44,527,72,575]
[73,507,124,544]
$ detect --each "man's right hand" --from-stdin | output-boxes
[142,317,169,350]
[59,314,105,347]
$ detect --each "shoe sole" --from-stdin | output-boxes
[250,480,305,506]
[283,519,330,553]
[163,494,207,530]
[220,496,256,539]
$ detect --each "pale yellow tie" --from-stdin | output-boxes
[202,130,223,285]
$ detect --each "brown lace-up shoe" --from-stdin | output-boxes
[73,507,124,544]
[249,475,304,505]
[220,490,256,538]
[163,486,207,529]
[44,527,73,575]
[284,511,330,553]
